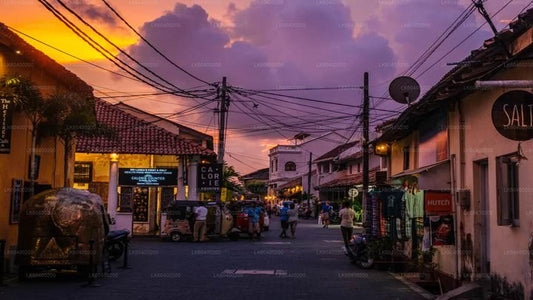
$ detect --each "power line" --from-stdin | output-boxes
[101,0,213,86]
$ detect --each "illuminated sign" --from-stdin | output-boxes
[425,191,453,215]
[119,168,178,186]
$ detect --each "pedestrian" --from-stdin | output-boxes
[321,201,332,228]
[193,202,208,242]
[288,203,298,239]
[339,201,356,250]
[248,202,262,240]
[279,202,289,238]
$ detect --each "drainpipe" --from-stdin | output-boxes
[458,100,467,283]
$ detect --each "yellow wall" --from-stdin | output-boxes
[0,46,75,249]
[390,134,417,176]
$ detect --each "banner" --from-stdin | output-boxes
[430,215,455,246]
[198,163,223,192]
[0,97,14,153]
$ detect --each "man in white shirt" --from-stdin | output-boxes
[194,203,208,242]
[339,201,356,248]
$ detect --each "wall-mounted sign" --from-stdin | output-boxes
[0,97,14,154]
[198,163,222,192]
[10,179,23,224]
[425,191,453,215]
[491,90,533,141]
[119,168,178,186]
[430,215,455,246]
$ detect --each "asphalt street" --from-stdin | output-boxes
[0,217,425,300]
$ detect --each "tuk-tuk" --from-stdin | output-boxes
[161,201,233,242]
[16,188,109,278]
[226,200,268,240]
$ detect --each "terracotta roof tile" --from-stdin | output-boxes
[76,99,216,156]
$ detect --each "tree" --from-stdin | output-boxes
[1,75,45,195]
[39,93,98,187]
[222,163,245,195]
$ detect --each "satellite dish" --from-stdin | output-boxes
[389,76,421,105]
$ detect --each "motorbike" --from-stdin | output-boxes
[343,233,374,269]
[297,206,312,219]
[106,230,130,261]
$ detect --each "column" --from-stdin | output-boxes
[107,153,119,223]
[188,155,199,200]
[177,156,186,200]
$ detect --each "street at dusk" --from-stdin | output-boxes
[1,0,533,299]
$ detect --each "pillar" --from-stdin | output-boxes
[107,153,119,223]
[177,156,186,200]
[188,155,199,200]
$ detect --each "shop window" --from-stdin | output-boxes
[496,154,520,226]
[118,186,133,212]
[74,162,93,183]
[285,161,296,171]
[403,146,410,170]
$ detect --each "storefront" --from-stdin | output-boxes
[75,99,216,236]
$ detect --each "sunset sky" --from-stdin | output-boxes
[1,0,528,173]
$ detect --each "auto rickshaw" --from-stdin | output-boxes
[226,200,267,240]
[16,188,109,279]
[161,201,233,242]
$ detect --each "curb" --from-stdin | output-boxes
[388,272,436,299]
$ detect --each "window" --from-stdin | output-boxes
[270,159,274,173]
[403,146,410,170]
[275,158,278,172]
[496,154,520,226]
[323,163,330,173]
[74,162,93,183]
[285,161,296,171]
[349,164,353,174]
[357,163,361,173]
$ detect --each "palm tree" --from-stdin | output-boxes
[39,93,98,187]
[1,76,45,195]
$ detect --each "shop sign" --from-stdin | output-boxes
[0,97,14,153]
[491,90,533,141]
[425,191,453,215]
[119,168,178,186]
[198,163,222,192]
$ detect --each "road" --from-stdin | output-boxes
[0,217,425,300]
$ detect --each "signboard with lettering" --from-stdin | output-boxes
[198,163,222,192]
[425,191,453,215]
[119,168,178,186]
[0,97,14,153]
[491,90,533,141]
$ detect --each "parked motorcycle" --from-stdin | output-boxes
[343,233,374,269]
[106,230,130,261]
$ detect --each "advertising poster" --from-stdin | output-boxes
[430,215,455,246]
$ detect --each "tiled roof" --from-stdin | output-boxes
[376,8,533,143]
[76,99,216,156]
[278,176,302,190]
[241,168,269,181]
[0,23,93,96]
[314,141,359,162]
[316,167,380,189]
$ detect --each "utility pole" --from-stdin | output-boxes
[307,152,312,207]
[216,77,228,202]
[362,72,370,235]
[218,77,228,164]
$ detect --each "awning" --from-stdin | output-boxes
[317,167,380,190]
[391,159,450,178]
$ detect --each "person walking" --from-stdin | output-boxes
[279,202,289,238]
[288,203,298,239]
[321,201,332,228]
[339,201,356,251]
[193,202,208,242]
[248,202,262,240]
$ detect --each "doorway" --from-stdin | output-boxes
[473,159,490,278]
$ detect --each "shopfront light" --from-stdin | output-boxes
[375,143,390,156]
[110,153,119,162]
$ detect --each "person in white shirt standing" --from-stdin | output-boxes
[194,203,208,242]
[339,201,356,249]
